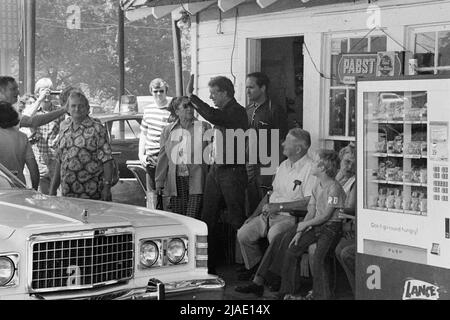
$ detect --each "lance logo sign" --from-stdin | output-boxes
[402,279,441,300]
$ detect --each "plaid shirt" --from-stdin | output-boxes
[31,104,65,174]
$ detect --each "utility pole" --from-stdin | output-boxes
[118,4,125,102]
[18,0,26,94]
[172,18,183,96]
[25,0,35,94]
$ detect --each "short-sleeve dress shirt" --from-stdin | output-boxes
[55,116,112,199]
[269,154,316,204]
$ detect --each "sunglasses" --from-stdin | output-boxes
[153,90,165,94]
[180,103,193,109]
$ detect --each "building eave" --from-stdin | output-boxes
[120,0,360,21]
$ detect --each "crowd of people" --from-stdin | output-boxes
[138,71,357,300]
[0,71,356,300]
[0,76,114,201]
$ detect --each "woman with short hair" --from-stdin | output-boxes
[49,90,114,201]
[155,96,211,218]
[333,143,357,296]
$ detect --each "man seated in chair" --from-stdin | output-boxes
[236,128,316,280]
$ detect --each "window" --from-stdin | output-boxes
[0,165,26,189]
[410,25,450,75]
[110,119,141,141]
[328,34,387,140]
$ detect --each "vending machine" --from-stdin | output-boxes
[356,75,450,300]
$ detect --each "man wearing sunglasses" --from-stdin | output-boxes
[138,78,172,191]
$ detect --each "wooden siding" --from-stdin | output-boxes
[191,0,450,149]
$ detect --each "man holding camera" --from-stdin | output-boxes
[23,78,65,194]
[0,76,67,128]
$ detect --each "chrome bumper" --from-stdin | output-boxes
[31,277,225,300]
[119,277,225,300]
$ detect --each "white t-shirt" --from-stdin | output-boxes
[269,154,316,204]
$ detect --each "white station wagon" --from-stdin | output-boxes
[0,163,224,300]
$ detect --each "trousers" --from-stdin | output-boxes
[201,165,247,270]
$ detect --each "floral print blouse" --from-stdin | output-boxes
[55,116,112,199]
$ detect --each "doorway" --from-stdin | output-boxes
[248,36,304,129]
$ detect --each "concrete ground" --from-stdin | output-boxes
[217,263,354,300]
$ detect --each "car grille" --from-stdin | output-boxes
[30,228,134,292]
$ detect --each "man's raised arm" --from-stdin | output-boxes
[20,108,67,128]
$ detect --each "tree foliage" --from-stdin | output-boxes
[35,0,188,104]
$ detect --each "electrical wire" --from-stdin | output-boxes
[216,9,223,34]
[37,21,113,30]
[179,0,189,13]
[230,7,238,85]
[36,17,171,30]
[303,41,335,80]
[377,27,432,54]
[37,17,116,27]
[348,27,376,52]
[125,24,171,30]
[36,21,170,31]
[377,28,408,52]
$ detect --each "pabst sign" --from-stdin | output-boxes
[337,54,378,85]
[337,51,403,84]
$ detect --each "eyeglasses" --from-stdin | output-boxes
[152,90,165,94]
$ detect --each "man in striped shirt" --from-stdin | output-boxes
[138,78,172,190]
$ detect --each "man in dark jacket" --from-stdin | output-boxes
[245,72,288,217]
[187,75,249,274]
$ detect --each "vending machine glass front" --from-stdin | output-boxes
[356,76,450,300]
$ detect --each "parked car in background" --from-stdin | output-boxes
[90,103,107,115]
[114,95,172,114]
[96,113,143,179]
[0,163,224,300]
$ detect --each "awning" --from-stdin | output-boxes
[120,0,355,21]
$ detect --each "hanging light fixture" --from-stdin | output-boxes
[176,10,191,29]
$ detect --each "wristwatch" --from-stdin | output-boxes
[104,181,112,186]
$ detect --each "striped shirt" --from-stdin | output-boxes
[140,100,171,163]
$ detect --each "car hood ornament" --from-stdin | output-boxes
[81,209,89,224]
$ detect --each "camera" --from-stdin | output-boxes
[50,90,62,95]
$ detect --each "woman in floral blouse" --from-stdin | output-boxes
[50,90,114,201]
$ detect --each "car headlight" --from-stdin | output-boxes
[140,241,159,267]
[167,238,186,264]
[0,257,15,286]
